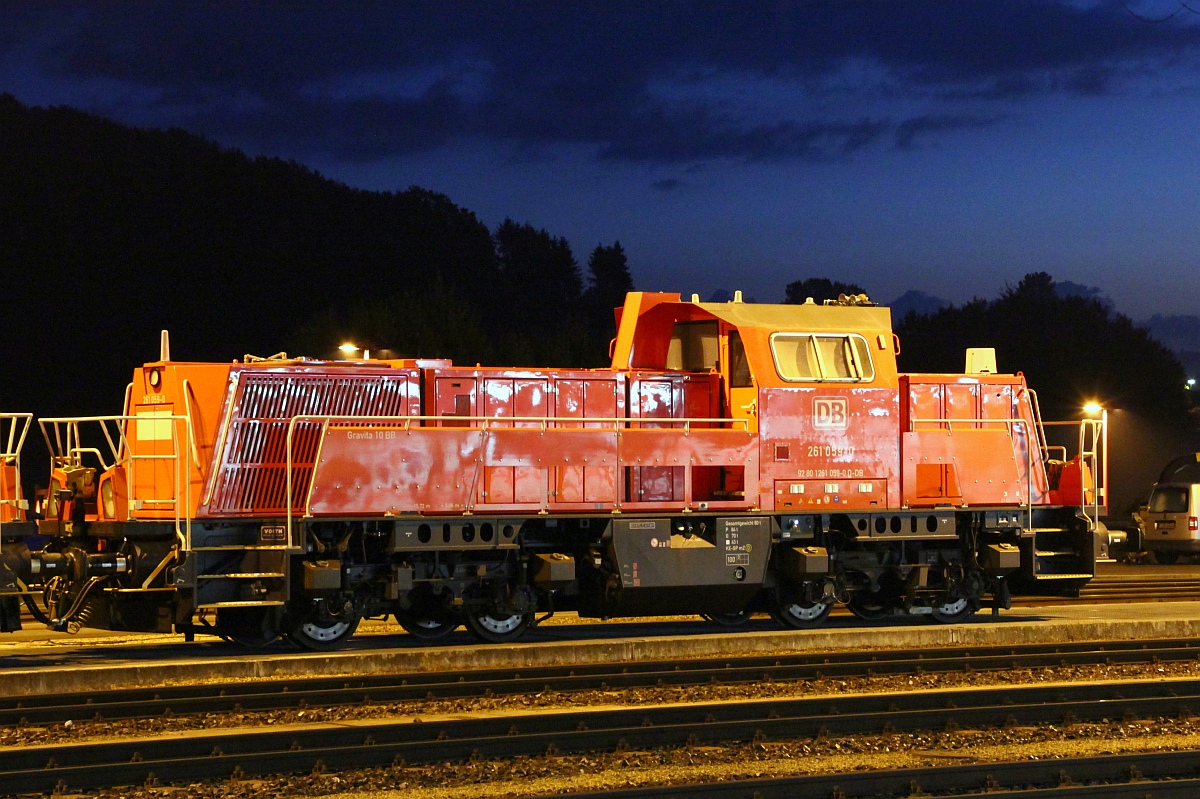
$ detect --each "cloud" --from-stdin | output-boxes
[1057,280,1115,309]
[4,2,1200,166]
[893,114,1000,150]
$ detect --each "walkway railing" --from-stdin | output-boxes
[285,413,752,544]
[38,414,193,549]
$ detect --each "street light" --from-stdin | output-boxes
[1080,401,1109,510]
[338,342,371,359]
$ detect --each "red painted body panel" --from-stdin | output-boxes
[759,386,901,512]
[306,423,757,515]
[199,365,421,518]
[172,294,1064,521]
[899,374,1047,507]
[0,464,19,522]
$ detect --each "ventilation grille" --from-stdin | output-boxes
[206,372,415,516]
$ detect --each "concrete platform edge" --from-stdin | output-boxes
[5,615,1200,697]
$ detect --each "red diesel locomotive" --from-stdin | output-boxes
[0,292,1106,647]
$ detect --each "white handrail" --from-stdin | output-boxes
[1026,389,1053,462]
[180,379,202,471]
[1,413,31,465]
[908,416,1034,527]
[1042,416,1108,531]
[38,414,193,549]
[1078,415,1106,531]
[284,413,754,545]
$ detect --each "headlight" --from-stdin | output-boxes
[101,479,116,519]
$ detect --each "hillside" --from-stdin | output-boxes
[0,95,526,419]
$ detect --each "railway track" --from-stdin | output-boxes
[1018,573,1200,605]
[4,637,1200,728]
[566,750,1200,798]
[8,675,1200,794]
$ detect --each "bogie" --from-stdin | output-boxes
[464,611,534,643]
[772,598,833,629]
[286,597,362,650]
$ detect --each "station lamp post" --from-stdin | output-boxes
[339,342,371,360]
[1082,400,1108,515]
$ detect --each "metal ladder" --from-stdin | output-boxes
[186,543,289,611]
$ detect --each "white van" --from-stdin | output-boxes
[1141,481,1200,564]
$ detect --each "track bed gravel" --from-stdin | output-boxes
[8,657,1200,797]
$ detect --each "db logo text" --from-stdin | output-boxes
[813,397,849,429]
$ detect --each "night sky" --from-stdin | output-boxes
[5,1,1200,320]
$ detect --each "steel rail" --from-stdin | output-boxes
[6,677,1200,793]
[1020,575,1200,605]
[4,637,1200,727]
[3,637,1200,727]
[564,750,1200,799]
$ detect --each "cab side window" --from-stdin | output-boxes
[728,331,752,387]
[666,321,719,371]
[771,333,874,383]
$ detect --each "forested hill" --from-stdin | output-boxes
[0,94,629,421]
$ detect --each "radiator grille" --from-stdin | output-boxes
[205,371,416,516]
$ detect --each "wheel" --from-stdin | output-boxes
[219,607,283,648]
[1155,551,1181,565]
[395,609,458,640]
[464,610,533,643]
[289,614,360,649]
[286,607,357,652]
[926,597,977,624]
[847,597,889,621]
[772,598,833,629]
[700,610,753,627]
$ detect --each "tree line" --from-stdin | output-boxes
[0,94,631,428]
[783,274,1194,428]
[2,92,1190,451]
[294,221,633,369]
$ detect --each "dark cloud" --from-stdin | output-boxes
[651,178,683,192]
[598,117,893,163]
[5,1,1200,166]
[893,114,1000,150]
[1065,65,1116,96]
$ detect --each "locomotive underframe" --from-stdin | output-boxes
[0,502,1094,643]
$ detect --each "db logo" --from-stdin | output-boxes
[813,397,849,429]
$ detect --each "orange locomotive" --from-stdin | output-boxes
[0,292,1106,646]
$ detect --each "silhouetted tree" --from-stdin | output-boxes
[294,281,493,366]
[494,219,583,310]
[783,277,868,304]
[896,272,1192,426]
[492,219,590,364]
[581,241,634,363]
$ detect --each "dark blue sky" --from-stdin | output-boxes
[5,1,1200,319]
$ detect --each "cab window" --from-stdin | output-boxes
[771,333,874,382]
[666,321,719,371]
[728,331,752,387]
